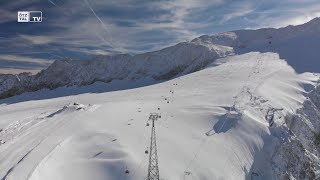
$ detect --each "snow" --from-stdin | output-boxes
[0,17,320,180]
[2,18,320,100]
[0,49,319,179]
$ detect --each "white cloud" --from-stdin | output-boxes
[0,68,40,75]
[277,11,320,27]
[241,1,320,28]
[0,9,17,23]
[1,0,320,63]
[129,0,225,44]
[0,54,53,65]
[221,3,254,23]
[19,35,55,45]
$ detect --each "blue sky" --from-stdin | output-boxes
[0,0,320,73]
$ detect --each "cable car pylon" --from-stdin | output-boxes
[147,113,160,180]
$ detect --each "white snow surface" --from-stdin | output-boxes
[0,51,319,180]
[0,18,320,180]
[1,18,320,99]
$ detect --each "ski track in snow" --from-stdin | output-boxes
[0,103,92,180]
[2,54,318,180]
[1,52,317,180]
[26,139,65,180]
[1,18,320,179]
[1,141,42,180]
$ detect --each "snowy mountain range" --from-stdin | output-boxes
[1,17,319,100]
[0,18,320,180]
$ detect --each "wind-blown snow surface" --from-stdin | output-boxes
[0,52,319,180]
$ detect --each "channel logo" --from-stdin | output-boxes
[17,11,42,23]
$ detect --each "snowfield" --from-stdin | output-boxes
[0,52,319,180]
[0,18,320,180]
[1,18,320,100]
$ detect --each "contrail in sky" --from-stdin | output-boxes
[83,0,114,46]
[48,0,58,7]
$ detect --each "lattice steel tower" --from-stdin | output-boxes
[147,113,160,180]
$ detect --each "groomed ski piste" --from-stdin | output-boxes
[1,19,320,180]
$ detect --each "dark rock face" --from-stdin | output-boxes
[1,18,319,100]
[0,42,220,100]
[272,84,320,180]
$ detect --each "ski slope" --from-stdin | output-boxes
[2,18,320,101]
[0,52,319,180]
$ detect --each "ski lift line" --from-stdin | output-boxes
[146,113,160,180]
[130,112,154,178]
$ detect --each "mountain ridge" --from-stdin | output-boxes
[0,17,319,100]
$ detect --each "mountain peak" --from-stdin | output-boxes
[301,17,320,27]
[1,18,320,100]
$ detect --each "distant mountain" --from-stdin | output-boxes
[0,17,319,100]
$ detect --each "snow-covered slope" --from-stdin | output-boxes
[0,43,222,100]
[1,18,319,100]
[0,51,319,180]
[1,18,320,180]
[192,17,320,73]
